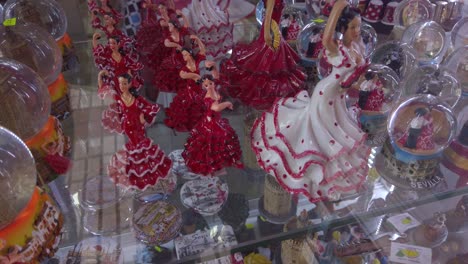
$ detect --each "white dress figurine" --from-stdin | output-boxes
[251,0,371,202]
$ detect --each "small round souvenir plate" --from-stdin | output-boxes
[258,196,297,224]
[132,201,182,245]
[78,176,126,211]
[169,149,202,180]
[83,199,132,235]
[180,177,229,216]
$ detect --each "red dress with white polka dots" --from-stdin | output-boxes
[251,42,370,202]
[107,96,172,191]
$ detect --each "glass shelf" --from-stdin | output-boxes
[39,4,468,263]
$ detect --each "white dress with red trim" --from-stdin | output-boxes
[107,96,172,191]
[251,43,371,202]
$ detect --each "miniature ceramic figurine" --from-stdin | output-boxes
[183,0,233,61]
[135,0,162,67]
[92,32,143,99]
[164,36,210,132]
[182,74,243,175]
[88,0,122,23]
[397,107,434,150]
[221,0,306,111]
[357,72,385,112]
[154,17,193,93]
[105,72,172,191]
[251,0,370,202]
[306,28,324,58]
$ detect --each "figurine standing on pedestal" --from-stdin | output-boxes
[251,0,370,202]
[164,35,210,132]
[105,73,172,191]
[183,74,243,176]
[221,0,306,111]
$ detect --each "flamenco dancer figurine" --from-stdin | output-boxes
[183,0,233,61]
[92,32,143,99]
[183,74,243,176]
[104,73,172,191]
[154,18,192,93]
[165,36,211,132]
[88,0,123,24]
[357,72,385,112]
[398,107,434,150]
[221,0,306,111]
[251,0,371,202]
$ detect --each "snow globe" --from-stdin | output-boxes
[394,0,433,28]
[371,41,416,79]
[451,17,468,50]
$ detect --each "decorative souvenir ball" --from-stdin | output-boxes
[0,126,37,229]
[401,64,461,108]
[371,41,416,79]
[394,0,433,28]
[377,95,457,189]
[451,17,468,49]
[0,23,63,85]
[401,21,447,65]
[443,46,468,90]
[3,0,67,40]
[296,17,327,63]
[256,0,306,43]
[0,58,51,140]
[346,64,401,146]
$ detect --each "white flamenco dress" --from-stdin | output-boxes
[183,0,254,60]
[251,43,371,202]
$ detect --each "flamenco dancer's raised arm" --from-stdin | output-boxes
[322,0,349,56]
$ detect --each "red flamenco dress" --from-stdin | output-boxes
[154,26,192,93]
[220,0,306,110]
[164,55,207,132]
[107,96,172,191]
[398,115,435,151]
[183,97,243,175]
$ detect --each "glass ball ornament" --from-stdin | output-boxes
[401,64,461,108]
[451,17,468,49]
[0,126,37,229]
[401,21,447,64]
[443,46,468,93]
[3,0,67,40]
[388,94,457,156]
[394,0,433,28]
[0,58,51,140]
[0,23,63,85]
[256,1,307,27]
[371,41,416,79]
[296,17,327,63]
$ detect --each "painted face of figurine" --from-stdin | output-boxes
[168,22,176,32]
[108,38,119,52]
[343,16,361,44]
[118,77,131,93]
[181,50,192,62]
[202,79,215,91]
[104,15,115,26]
[158,4,168,16]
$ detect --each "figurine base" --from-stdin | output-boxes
[375,153,444,190]
[258,196,297,224]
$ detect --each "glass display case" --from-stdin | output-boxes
[0,0,467,263]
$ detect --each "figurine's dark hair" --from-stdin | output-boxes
[118,73,139,98]
[200,74,215,89]
[312,27,322,35]
[336,6,361,33]
[414,107,429,117]
[364,72,375,80]
[168,19,181,30]
[181,47,195,58]
[108,35,126,56]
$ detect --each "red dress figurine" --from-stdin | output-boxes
[398,107,435,151]
[88,0,123,23]
[135,1,162,66]
[153,12,193,93]
[183,74,243,176]
[164,36,208,132]
[221,0,306,111]
[92,33,143,98]
[106,73,172,191]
